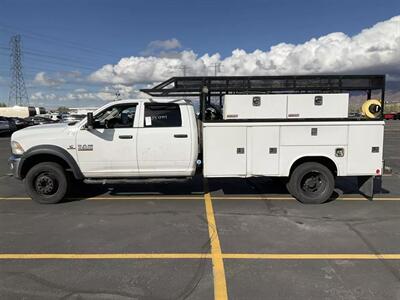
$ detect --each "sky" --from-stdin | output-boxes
[0,0,399,108]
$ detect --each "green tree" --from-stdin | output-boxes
[57,106,70,113]
[0,102,6,107]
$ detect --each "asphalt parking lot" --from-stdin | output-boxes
[0,121,400,299]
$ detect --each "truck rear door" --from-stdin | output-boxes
[137,103,192,176]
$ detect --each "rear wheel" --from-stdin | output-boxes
[24,162,68,204]
[287,162,334,204]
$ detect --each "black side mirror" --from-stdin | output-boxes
[87,112,94,129]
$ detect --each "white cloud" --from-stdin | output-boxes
[30,92,58,101]
[33,72,65,86]
[148,38,181,51]
[141,38,182,56]
[29,85,144,106]
[90,16,400,86]
[33,71,82,87]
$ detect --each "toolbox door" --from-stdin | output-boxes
[247,126,280,176]
[203,126,247,177]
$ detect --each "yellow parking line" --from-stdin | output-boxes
[339,197,400,201]
[1,196,400,201]
[204,180,228,300]
[0,197,31,200]
[222,253,400,260]
[0,196,204,201]
[0,253,211,259]
[87,196,204,200]
[213,196,400,201]
[1,253,400,260]
[212,196,294,200]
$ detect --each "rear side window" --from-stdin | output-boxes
[144,103,182,127]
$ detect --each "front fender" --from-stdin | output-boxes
[18,145,84,180]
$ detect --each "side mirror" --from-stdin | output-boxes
[87,112,94,129]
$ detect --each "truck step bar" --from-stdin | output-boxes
[83,177,192,185]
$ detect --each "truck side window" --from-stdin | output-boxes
[93,104,137,129]
[144,103,182,127]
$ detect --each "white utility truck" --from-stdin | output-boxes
[9,75,385,204]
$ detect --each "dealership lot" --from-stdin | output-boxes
[0,121,400,299]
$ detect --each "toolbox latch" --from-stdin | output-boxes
[237,148,245,154]
[314,96,323,106]
[252,96,261,106]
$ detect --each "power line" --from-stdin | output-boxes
[24,50,101,67]
[0,22,119,59]
[1,44,110,66]
[209,63,223,76]
[0,54,97,75]
[22,55,97,71]
[0,51,97,71]
[8,35,29,106]
[174,65,190,76]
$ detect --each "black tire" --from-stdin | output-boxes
[24,162,68,204]
[287,162,334,204]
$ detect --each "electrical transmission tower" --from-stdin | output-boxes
[175,65,189,76]
[209,63,222,76]
[113,87,121,101]
[9,35,29,106]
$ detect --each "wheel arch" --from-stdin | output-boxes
[18,145,84,180]
[289,156,338,177]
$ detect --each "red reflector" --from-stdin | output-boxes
[376,169,381,175]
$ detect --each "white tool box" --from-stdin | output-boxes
[223,94,287,119]
[223,93,349,119]
[287,93,349,119]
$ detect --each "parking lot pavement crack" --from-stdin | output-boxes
[214,211,400,227]
[60,292,139,300]
[1,271,81,299]
[0,211,204,217]
[346,222,400,282]
[2,271,143,300]
[215,211,340,230]
[321,261,358,300]
[172,242,211,300]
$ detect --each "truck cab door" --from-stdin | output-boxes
[76,103,139,177]
[137,103,192,176]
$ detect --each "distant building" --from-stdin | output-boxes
[69,107,97,115]
[0,106,44,118]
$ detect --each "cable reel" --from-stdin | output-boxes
[361,99,382,119]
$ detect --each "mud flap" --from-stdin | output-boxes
[358,176,382,200]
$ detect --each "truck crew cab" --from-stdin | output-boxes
[9,75,386,204]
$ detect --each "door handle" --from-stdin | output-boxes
[119,135,133,139]
[174,134,188,138]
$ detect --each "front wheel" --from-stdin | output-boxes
[24,162,68,204]
[287,162,334,204]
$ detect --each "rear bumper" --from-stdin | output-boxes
[8,155,21,179]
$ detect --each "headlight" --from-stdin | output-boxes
[11,141,24,155]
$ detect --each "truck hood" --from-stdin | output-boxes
[13,123,69,137]
[11,123,78,151]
